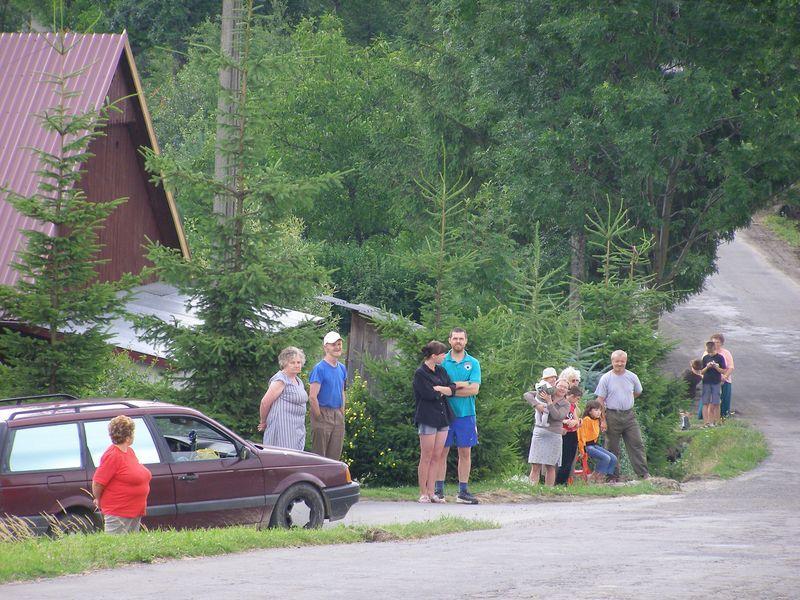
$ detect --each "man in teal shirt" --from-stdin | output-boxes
[434,327,481,504]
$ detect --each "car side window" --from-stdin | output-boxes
[84,418,162,466]
[152,416,238,462]
[6,423,82,472]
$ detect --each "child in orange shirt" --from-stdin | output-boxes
[577,400,618,482]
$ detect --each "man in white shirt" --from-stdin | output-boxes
[594,349,649,479]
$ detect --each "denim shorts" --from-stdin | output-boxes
[418,423,449,435]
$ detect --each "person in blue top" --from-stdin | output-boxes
[309,331,348,460]
[434,327,482,504]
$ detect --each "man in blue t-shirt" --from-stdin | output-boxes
[434,327,481,504]
[309,331,348,460]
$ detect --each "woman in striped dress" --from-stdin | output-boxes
[257,346,309,450]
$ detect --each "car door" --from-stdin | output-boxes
[83,417,177,529]
[151,415,266,528]
[0,422,87,524]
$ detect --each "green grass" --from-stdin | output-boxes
[361,474,673,502]
[677,419,769,479]
[0,516,497,583]
[764,214,800,247]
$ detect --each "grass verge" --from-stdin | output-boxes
[361,475,674,502]
[763,214,800,247]
[677,419,769,479]
[0,516,496,584]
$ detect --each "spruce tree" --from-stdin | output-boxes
[139,4,343,435]
[0,32,134,395]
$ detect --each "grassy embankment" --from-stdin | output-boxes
[0,516,496,583]
[361,419,769,501]
[676,419,769,479]
[763,214,800,247]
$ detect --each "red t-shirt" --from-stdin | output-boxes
[93,445,152,518]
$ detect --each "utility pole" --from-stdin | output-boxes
[214,0,243,218]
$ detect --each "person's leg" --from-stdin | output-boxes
[311,409,332,457]
[555,432,578,485]
[427,429,450,497]
[326,409,345,460]
[418,433,436,497]
[586,445,610,474]
[720,382,732,417]
[544,465,557,486]
[620,411,649,477]
[529,463,542,484]
[457,446,471,484]
[125,516,142,533]
[436,429,456,496]
[604,411,623,477]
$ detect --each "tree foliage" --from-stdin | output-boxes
[138,7,343,435]
[0,34,134,395]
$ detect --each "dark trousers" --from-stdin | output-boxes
[720,382,733,417]
[555,430,578,485]
[605,408,649,477]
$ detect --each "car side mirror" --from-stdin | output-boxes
[239,446,250,460]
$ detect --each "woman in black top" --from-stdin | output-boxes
[413,340,456,503]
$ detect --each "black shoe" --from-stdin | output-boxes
[456,490,479,504]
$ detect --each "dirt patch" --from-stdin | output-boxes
[474,490,543,504]
[741,209,800,285]
[363,528,400,543]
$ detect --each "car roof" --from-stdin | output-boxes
[0,396,193,425]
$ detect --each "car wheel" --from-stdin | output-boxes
[270,483,325,529]
[50,509,101,536]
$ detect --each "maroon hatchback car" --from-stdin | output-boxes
[0,394,359,533]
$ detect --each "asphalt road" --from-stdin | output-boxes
[4,231,800,599]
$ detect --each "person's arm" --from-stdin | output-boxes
[91,481,105,510]
[596,396,608,432]
[714,355,727,373]
[413,369,446,401]
[548,399,569,422]
[453,382,480,396]
[258,380,285,431]
[309,382,322,418]
[341,388,346,414]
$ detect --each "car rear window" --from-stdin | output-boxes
[84,418,162,466]
[6,423,82,472]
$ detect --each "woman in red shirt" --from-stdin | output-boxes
[91,415,152,534]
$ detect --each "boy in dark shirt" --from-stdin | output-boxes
[700,341,726,427]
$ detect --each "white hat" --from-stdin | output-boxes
[323,331,342,345]
[542,367,558,378]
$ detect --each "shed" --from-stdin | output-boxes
[318,295,420,390]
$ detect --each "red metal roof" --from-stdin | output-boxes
[0,32,133,286]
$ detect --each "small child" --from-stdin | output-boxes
[700,341,727,427]
[533,367,558,428]
[577,399,618,482]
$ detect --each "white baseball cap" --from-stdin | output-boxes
[542,367,558,378]
[323,331,342,345]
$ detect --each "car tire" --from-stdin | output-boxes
[50,509,102,536]
[269,482,325,529]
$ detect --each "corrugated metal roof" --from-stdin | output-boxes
[70,283,323,360]
[0,32,126,286]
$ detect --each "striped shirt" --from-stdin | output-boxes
[262,371,308,451]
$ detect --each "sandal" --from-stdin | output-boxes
[418,495,431,503]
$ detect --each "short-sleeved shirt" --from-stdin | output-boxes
[92,445,152,518]
[309,359,347,409]
[594,369,642,411]
[702,353,726,385]
[705,347,734,383]
[442,350,482,418]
